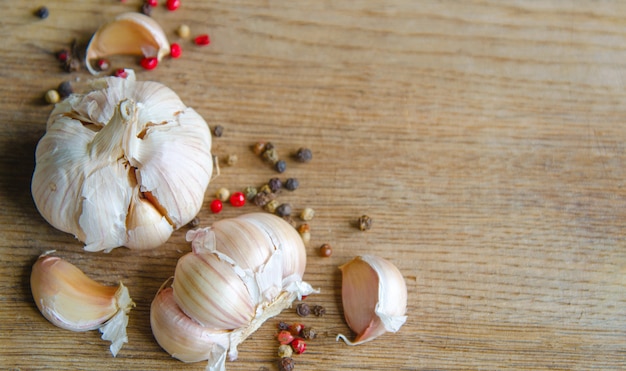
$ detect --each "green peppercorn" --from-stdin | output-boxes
[264,199,279,213]
[263,148,279,164]
[244,186,258,201]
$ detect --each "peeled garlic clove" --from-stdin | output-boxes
[85,12,170,75]
[151,287,230,363]
[30,254,134,356]
[336,255,407,346]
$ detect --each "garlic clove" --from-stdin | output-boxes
[336,255,408,346]
[151,287,230,363]
[85,12,170,75]
[30,254,134,356]
[172,251,255,330]
[125,192,173,250]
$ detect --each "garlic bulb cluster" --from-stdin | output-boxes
[336,255,407,345]
[31,71,213,252]
[30,253,134,356]
[151,213,316,370]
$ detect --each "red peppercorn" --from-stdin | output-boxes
[194,34,211,46]
[276,330,294,345]
[140,57,158,70]
[56,49,69,63]
[230,192,245,207]
[166,0,180,11]
[170,43,182,58]
[113,69,129,79]
[146,0,158,6]
[290,338,306,354]
[210,199,223,213]
[289,323,304,336]
[96,59,110,71]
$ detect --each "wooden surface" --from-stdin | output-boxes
[1,1,625,369]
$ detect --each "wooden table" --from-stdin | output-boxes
[1,1,625,369]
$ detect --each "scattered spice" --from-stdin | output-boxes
[297,224,310,234]
[290,338,306,354]
[294,148,312,163]
[252,141,266,155]
[44,90,60,104]
[275,203,292,217]
[210,199,223,214]
[275,160,287,173]
[278,321,290,331]
[282,215,296,228]
[253,190,274,207]
[358,215,373,231]
[268,178,282,193]
[285,178,299,191]
[301,327,317,340]
[96,59,110,71]
[35,6,49,19]
[140,56,158,70]
[243,186,257,201]
[278,344,293,358]
[226,154,238,166]
[166,0,180,11]
[300,208,315,221]
[295,303,310,317]
[278,357,295,371]
[57,81,73,98]
[297,224,310,244]
[312,305,326,317]
[263,147,279,164]
[176,24,190,38]
[170,43,182,58]
[259,184,272,194]
[215,188,230,202]
[213,125,224,137]
[319,243,332,257]
[289,323,304,336]
[230,192,246,207]
[140,2,152,15]
[264,199,279,213]
[194,34,211,46]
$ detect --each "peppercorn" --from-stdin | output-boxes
[276,330,294,345]
[264,200,279,213]
[253,190,275,207]
[96,59,110,71]
[44,90,60,104]
[275,203,292,217]
[226,154,238,166]
[113,69,129,79]
[194,34,211,46]
[284,178,299,191]
[264,142,275,151]
[358,214,373,231]
[319,243,332,257]
[166,0,180,11]
[278,357,295,371]
[299,231,310,244]
[187,217,200,228]
[230,192,246,207]
[213,125,224,137]
[301,327,317,340]
[259,184,272,194]
[243,186,258,201]
[300,208,315,221]
[140,56,158,70]
[278,321,290,331]
[278,344,293,358]
[290,338,306,354]
[176,24,191,38]
[35,6,49,19]
[252,142,266,155]
[295,147,312,163]
[56,49,69,63]
[263,147,279,164]
[210,199,223,213]
[57,81,73,98]
[282,215,297,228]
[215,187,230,202]
[297,224,310,234]
[295,303,310,317]
[140,2,153,15]
[170,43,182,58]
[312,305,326,317]
[268,178,282,193]
[275,160,287,173]
[289,323,304,336]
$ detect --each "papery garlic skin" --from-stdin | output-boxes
[31,73,212,252]
[30,254,134,356]
[337,255,408,346]
[151,213,317,370]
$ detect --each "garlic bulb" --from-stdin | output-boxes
[151,213,316,370]
[336,255,407,346]
[31,71,213,252]
[30,253,134,356]
[85,12,170,75]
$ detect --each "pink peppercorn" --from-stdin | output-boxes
[146,0,157,6]
[166,0,180,11]
[290,338,306,354]
[230,192,245,207]
[113,69,128,78]
[194,34,210,46]
[276,330,294,345]
[140,57,158,70]
[170,43,182,58]
[210,199,223,213]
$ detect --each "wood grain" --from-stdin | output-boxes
[1,1,625,369]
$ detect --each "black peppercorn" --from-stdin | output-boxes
[284,178,299,191]
[253,190,275,207]
[295,147,312,163]
[295,303,310,317]
[301,327,317,340]
[140,2,153,15]
[278,321,290,331]
[275,203,292,217]
[57,81,73,98]
[278,357,295,371]
[35,6,49,19]
[213,125,224,137]
[268,178,282,193]
[275,160,287,173]
[312,305,326,317]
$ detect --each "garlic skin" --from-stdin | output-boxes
[85,12,170,75]
[336,255,408,346]
[31,72,212,252]
[151,213,317,370]
[30,253,134,356]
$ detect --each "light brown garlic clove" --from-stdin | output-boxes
[336,255,407,346]
[85,12,170,75]
[30,253,134,356]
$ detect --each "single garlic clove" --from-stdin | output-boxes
[172,251,255,330]
[151,287,230,363]
[85,12,170,75]
[125,192,173,250]
[30,254,134,356]
[336,255,408,346]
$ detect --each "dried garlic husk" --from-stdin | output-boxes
[85,12,170,75]
[30,253,134,356]
[31,71,213,252]
[151,213,316,370]
[336,255,407,345]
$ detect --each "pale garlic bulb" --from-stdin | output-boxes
[336,255,408,345]
[31,71,213,252]
[151,213,317,371]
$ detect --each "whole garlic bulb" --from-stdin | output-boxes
[151,213,316,370]
[336,255,408,345]
[31,72,213,252]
